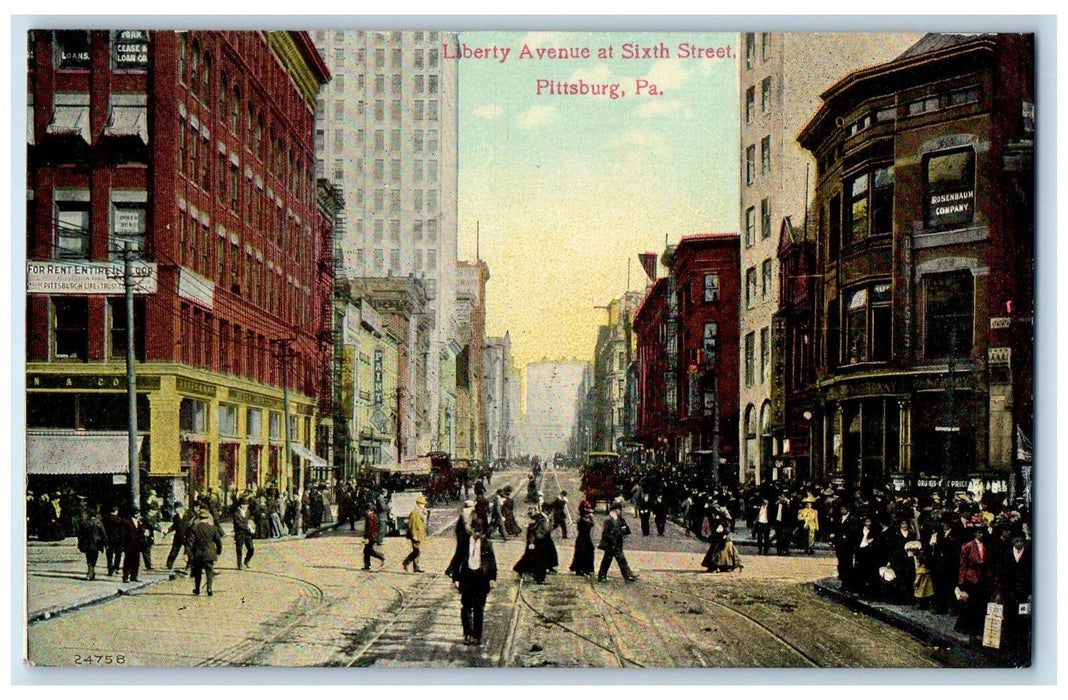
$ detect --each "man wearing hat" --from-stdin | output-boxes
[233,497,255,569]
[120,506,144,583]
[597,497,637,583]
[188,506,222,596]
[164,501,192,571]
[105,504,124,576]
[402,494,427,573]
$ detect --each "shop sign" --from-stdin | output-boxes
[114,30,149,69]
[373,348,384,407]
[28,373,160,390]
[27,260,157,295]
[927,189,974,229]
[914,477,1010,493]
[229,388,281,410]
[176,377,216,398]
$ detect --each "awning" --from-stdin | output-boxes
[104,106,148,143]
[371,457,432,476]
[46,105,90,142]
[26,431,143,476]
[289,442,328,468]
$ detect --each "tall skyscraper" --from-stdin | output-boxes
[313,30,461,451]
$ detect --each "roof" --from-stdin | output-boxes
[896,33,995,60]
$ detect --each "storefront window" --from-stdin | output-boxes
[179,398,206,434]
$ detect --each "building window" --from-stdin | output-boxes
[761,32,771,61]
[746,145,756,185]
[109,200,146,261]
[845,113,872,137]
[745,87,755,126]
[218,404,238,437]
[924,148,975,230]
[53,297,88,360]
[703,273,719,302]
[907,95,939,116]
[746,266,758,308]
[181,398,207,434]
[845,166,893,244]
[55,201,90,259]
[760,326,770,384]
[744,332,755,387]
[429,48,439,67]
[924,270,973,358]
[761,258,772,299]
[947,86,981,107]
[761,77,772,114]
[745,33,755,70]
[760,136,771,175]
[760,197,771,238]
[745,206,756,248]
[55,30,90,70]
[702,322,718,360]
[844,282,892,364]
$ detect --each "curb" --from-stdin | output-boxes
[28,571,181,624]
[811,578,980,656]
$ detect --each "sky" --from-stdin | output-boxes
[455,31,739,376]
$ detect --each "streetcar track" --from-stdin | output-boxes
[644,579,822,667]
[195,568,327,667]
[341,571,446,667]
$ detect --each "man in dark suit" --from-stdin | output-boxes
[121,507,143,583]
[164,501,192,570]
[994,533,1032,666]
[104,505,124,576]
[232,497,255,569]
[188,507,223,596]
[596,497,637,583]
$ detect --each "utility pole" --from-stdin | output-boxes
[124,242,139,512]
[275,338,301,533]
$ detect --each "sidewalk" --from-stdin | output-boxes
[693,522,1014,665]
[24,514,343,624]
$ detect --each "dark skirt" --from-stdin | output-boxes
[570,521,595,574]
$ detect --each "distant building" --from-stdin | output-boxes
[454,260,489,461]
[524,360,589,460]
[592,292,642,454]
[311,30,461,453]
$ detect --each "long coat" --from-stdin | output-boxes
[77,515,107,554]
[188,517,222,563]
[569,513,596,575]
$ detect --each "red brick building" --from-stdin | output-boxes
[634,234,740,482]
[798,33,1033,495]
[25,30,332,506]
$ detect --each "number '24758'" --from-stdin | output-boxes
[73,654,126,666]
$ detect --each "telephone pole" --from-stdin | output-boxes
[124,242,139,512]
[274,338,301,533]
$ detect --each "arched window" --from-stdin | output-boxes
[178,33,186,84]
[760,400,774,479]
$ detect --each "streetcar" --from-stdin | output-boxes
[580,451,623,511]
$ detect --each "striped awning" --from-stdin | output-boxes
[26,431,143,475]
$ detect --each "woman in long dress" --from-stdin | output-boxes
[701,514,743,573]
[501,488,522,537]
[513,509,554,583]
[569,500,596,576]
